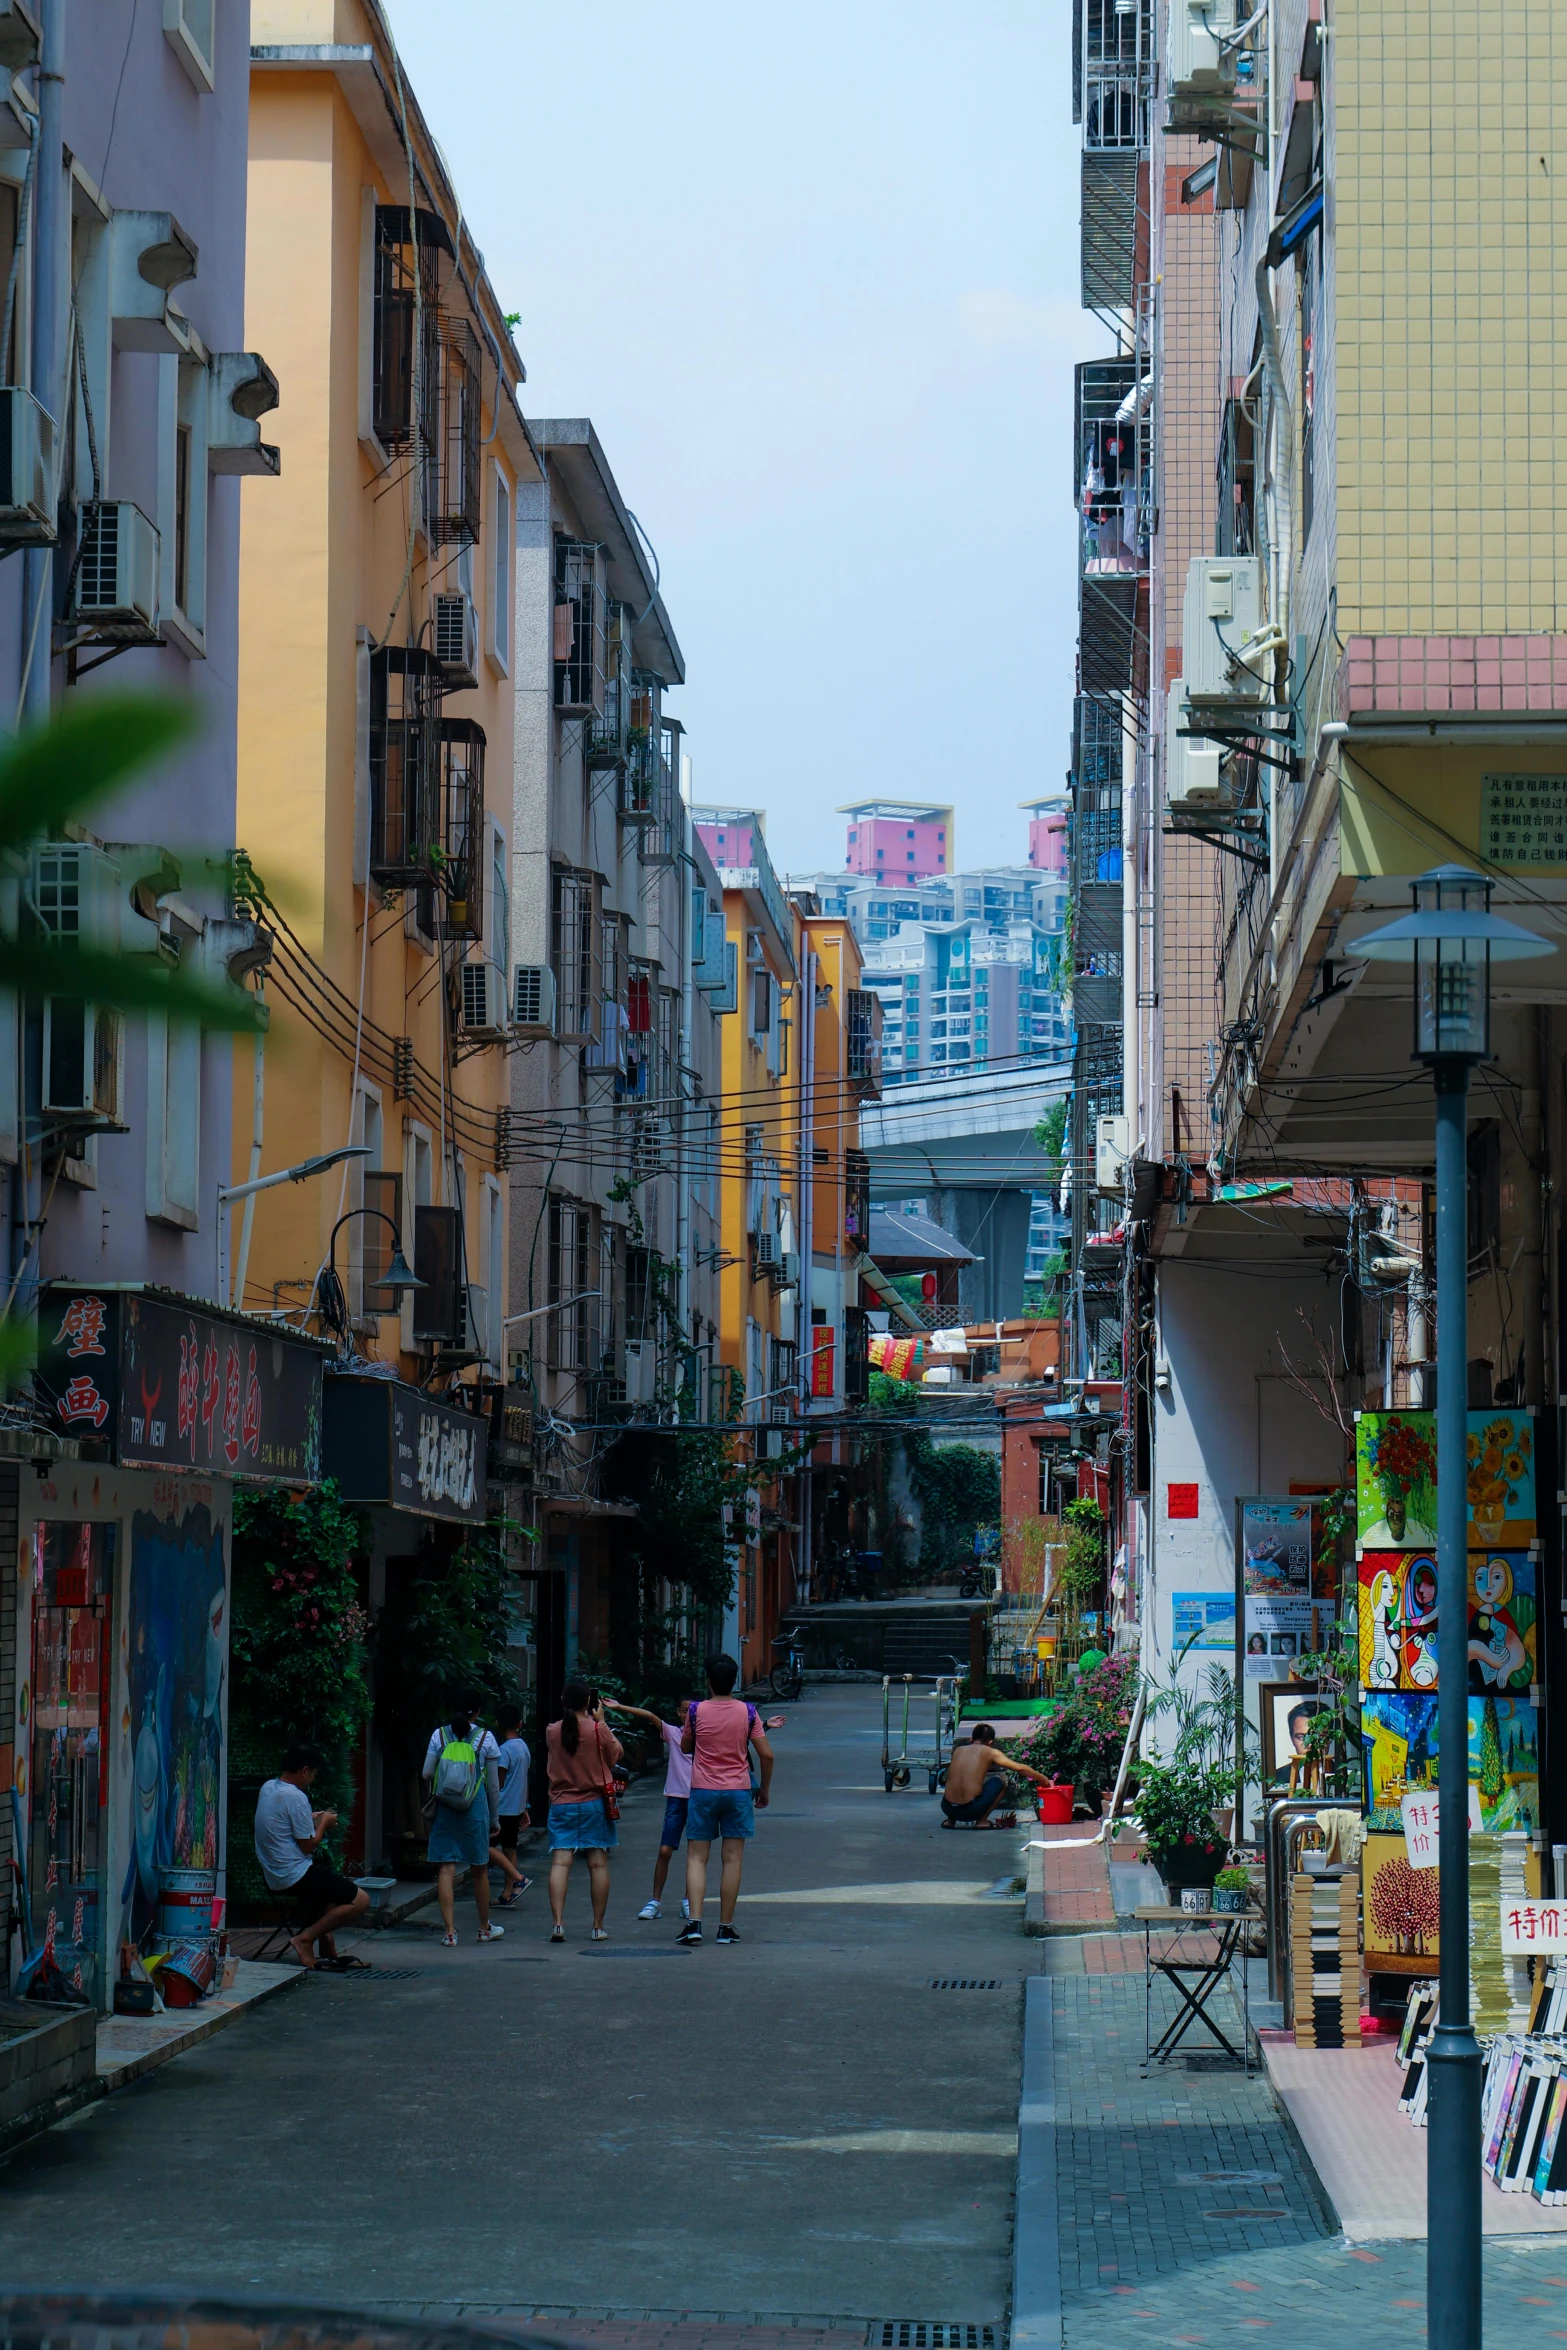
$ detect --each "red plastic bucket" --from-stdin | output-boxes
[1035,1784,1074,1825]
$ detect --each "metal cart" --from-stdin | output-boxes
[880,1674,913,1790]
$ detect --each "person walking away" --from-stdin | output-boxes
[939,1722,1051,1828]
[678,1653,773,1946]
[545,1679,621,1942]
[253,1742,370,1970]
[492,1703,533,1905]
[423,1713,504,1944]
[604,1697,693,1920]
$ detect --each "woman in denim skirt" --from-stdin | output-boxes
[545,1679,622,1943]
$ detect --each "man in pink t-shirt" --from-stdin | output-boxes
[677,1652,773,1946]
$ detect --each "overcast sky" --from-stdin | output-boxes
[383,1,1088,879]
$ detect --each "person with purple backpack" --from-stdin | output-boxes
[676,1652,773,1946]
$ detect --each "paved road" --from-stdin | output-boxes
[0,1686,1026,2329]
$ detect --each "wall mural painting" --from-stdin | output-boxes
[118,1503,228,1952]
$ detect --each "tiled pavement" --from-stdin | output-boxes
[1036,1826,1115,1933]
[1028,1831,1567,2346]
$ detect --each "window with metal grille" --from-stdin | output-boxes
[431,319,481,546]
[844,1148,871,1248]
[372,205,445,458]
[436,719,485,941]
[546,1197,596,1373]
[589,603,633,767]
[368,646,443,884]
[554,538,607,713]
[844,1306,870,1404]
[846,988,880,1093]
[550,868,595,1039]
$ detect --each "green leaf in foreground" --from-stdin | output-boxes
[0,695,195,859]
[0,940,264,1031]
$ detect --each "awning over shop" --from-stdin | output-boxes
[35,1284,328,1483]
[322,1371,487,1522]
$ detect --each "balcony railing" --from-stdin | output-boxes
[1081,0,1152,153]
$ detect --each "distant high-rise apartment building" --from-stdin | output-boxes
[839,798,954,880]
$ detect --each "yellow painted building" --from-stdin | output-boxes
[232,4,537,1371]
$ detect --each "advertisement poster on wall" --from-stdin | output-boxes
[1237,1497,1316,1677]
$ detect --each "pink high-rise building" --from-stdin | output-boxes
[1022,797,1069,878]
[692,812,760,870]
[839,799,953,879]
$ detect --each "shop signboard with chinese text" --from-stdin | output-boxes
[37,1288,324,1484]
[322,1374,487,1522]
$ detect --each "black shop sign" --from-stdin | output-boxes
[322,1374,487,1523]
[38,1286,326,1484]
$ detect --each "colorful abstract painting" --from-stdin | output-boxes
[117,1502,228,1952]
[1467,1550,1537,1695]
[1360,1688,1539,1834]
[1358,1550,1440,1691]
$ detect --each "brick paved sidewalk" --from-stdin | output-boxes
[1045,1973,1567,2348]
[1031,1825,1115,1933]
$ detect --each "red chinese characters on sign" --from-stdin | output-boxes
[1503,1901,1567,1954]
[1167,1482,1200,1520]
[55,1295,108,1358]
[59,1374,109,1429]
[200,1339,221,1454]
[178,1329,199,1457]
[242,1345,262,1458]
[222,1342,241,1468]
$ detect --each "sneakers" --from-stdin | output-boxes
[549,1924,565,1942]
[715,1923,740,1945]
[440,1930,458,1947]
[478,1923,505,1942]
[676,1920,702,1945]
[590,1925,610,1941]
[638,1900,661,1920]
[680,1898,691,1920]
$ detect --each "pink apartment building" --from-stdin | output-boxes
[840,799,953,880]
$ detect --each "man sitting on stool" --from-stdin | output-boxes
[254,1741,370,1968]
[940,1723,1051,1829]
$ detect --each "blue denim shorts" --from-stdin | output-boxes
[660,1796,690,1849]
[687,1787,755,1842]
[547,1798,618,1851]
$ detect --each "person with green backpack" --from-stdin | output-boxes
[422,1712,505,1947]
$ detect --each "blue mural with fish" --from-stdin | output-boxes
[119,1503,228,1951]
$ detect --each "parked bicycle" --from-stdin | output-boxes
[770,1632,806,1701]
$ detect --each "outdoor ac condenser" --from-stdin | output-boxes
[1165,679,1234,811]
[512,964,557,1036]
[1166,0,1238,97]
[1182,555,1269,705]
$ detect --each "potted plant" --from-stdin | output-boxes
[1133,1755,1233,1899]
[1212,1865,1252,1914]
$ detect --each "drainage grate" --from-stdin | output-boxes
[872,2326,999,2349]
[927,1978,1005,1991]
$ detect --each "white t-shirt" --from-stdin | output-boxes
[661,1720,693,1799]
[254,1777,315,1891]
[496,1734,532,1817]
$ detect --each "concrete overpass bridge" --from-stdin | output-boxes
[858,1057,1072,1320]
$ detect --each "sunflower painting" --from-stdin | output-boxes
[1466,1410,1535,1545]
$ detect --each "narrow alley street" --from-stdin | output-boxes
[0,1691,1024,2329]
[10,1688,1567,2348]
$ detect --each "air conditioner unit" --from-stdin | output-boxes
[0,389,53,542]
[1182,555,1269,706]
[1096,1113,1130,1193]
[622,1338,655,1406]
[1165,679,1234,812]
[460,959,509,1037]
[512,964,557,1037]
[1166,0,1238,99]
[433,591,479,688]
[753,1230,779,1269]
[74,502,159,640]
[779,1250,801,1289]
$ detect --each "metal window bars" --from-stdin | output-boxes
[589,602,634,768]
[436,718,485,942]
[550,866,595,1040]
[554,539,607,714]
[640,715,682,867]
[1081,0,1151,153]
[368,645,443,887]
[620,670,662,820]
[430,318,481,547]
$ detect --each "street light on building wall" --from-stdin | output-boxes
[1358,866,1550,2350]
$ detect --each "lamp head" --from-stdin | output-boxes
[1356,864,1552,1066]
[383,1241,422,1295]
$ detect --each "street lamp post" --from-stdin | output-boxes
[1359,867,1550,2350]
[322,1206,422,1338]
